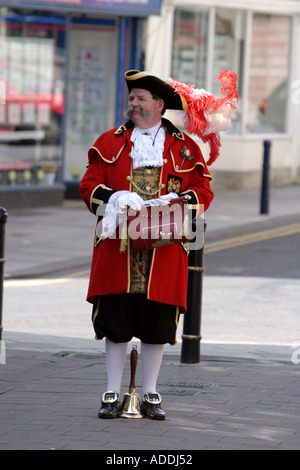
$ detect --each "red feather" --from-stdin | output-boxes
[169,70,238,165]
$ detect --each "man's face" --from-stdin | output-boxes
[127,88,164,128]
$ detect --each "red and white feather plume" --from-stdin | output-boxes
[169,70,239,165]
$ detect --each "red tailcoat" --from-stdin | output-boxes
[80,118,214,312]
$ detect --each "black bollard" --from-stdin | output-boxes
[0,207,8,341]
[260,140,271,215]
[180,222,206,364]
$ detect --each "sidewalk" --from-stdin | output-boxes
[1,185,300,451]
[1,340,299,451]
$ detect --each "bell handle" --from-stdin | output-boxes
[129,345,138,392]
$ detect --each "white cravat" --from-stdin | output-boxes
[130,122,165,169]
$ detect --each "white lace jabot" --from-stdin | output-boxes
[130,122,165,169]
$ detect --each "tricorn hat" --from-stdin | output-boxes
[124,69,239,165]
[124,70,187,111]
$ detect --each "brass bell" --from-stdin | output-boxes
[119,345,143,419]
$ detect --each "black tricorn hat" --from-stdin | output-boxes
[124,70,187,111]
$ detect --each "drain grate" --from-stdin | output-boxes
[158,381,217,396]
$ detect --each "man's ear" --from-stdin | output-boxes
[157,99,164,113]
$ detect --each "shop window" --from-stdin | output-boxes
[64,17,118,184]
[171,8,244,134]
[171,8,209,86]
[170,8,292,137]
[0,10,66,187]
[247,14,291,134]
[213,9,246,134]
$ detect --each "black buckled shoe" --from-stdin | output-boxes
[98,391,120,419]
[140,392,166,420]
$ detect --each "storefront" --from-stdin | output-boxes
[0,0,162,208]
[145,0,300,189]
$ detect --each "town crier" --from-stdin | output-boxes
[80,69,238,420]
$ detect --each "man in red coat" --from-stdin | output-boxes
[80,70,214,420]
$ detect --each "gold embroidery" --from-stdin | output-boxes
[90,143,125,163]
[129,167,160,294]
[92,297,100,325]
[126,169,163,197]
[91,197,104,206]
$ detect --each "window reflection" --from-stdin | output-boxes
[0,11,65,187]
[212,9,245,134]
[170,8,292,137]
[247,14,291,133]
[171,8,208,86]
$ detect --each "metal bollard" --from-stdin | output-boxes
[260,140,271,215]
[0,207,8,341]
[180,222,206,364]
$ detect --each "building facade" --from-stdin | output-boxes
[144,0,300,189]
[0,0,159,208]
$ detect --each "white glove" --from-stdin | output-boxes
[117,191,144,212]
[159,192,179,202]
[98,191,144,239]
[140,198,163,207]
[140,193,179,207]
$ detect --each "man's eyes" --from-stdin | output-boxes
[129,97,145,102]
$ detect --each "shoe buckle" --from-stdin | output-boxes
[102,391,119,404]
[144,392,162,405]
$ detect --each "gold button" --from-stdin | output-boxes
[146,169,151,174]
[161,184,165,189]
[146,186,151,191]
[126,176,131,181]
[163,159,168,164]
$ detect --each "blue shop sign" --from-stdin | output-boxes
[3,0,163,16]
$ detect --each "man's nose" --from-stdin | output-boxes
[131,97,139,106]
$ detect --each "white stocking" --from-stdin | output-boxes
[141,342,164,397]
[105,338,128,395]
